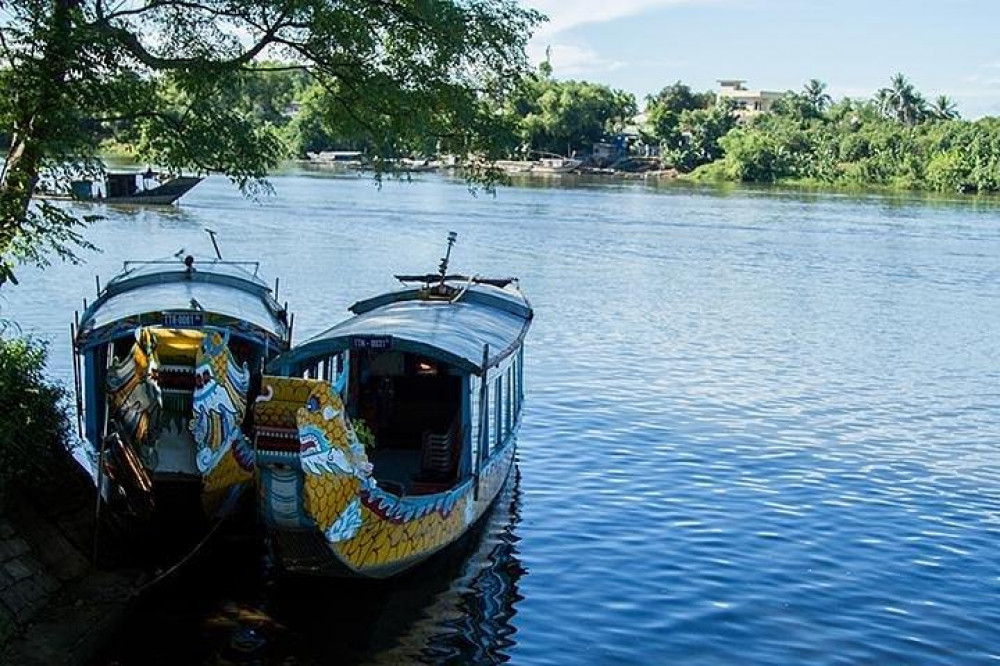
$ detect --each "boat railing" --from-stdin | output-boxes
[394,274,515,289]
[122,259,261,277]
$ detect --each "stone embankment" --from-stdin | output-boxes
[0,468,139,665]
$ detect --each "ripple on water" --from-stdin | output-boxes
[6,174,1000,665]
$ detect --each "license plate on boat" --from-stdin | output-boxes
[351,335,393,350]
[162,312,204,328]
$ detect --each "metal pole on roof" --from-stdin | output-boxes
[205,228,222,260]
[438,231,458,288]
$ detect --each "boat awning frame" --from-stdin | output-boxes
[76,260,289,350]
[268,285,532,376]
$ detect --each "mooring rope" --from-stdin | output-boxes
[131,515,229,597]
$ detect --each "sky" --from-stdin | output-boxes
[521,0,1000,118]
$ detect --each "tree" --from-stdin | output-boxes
[645,82,714,151]
[0,0,541,285]
[281,83,354,156]
[228,63,311,127]
[663,99,737,172]
[876,73,927,125]
[771,92,819,122]
[538,46,553,79]
[802,79,832,114]
[929,95,960,121]
[770,80,832,123]
[510,78,636,156]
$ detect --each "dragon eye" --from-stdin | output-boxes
[306,396,320,412]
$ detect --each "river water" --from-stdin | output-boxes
[6,169,1000,664]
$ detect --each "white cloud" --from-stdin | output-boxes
[528,43,627,76]
[524,0,698,38]
[963,74,1000,88]
[521,0,705,80]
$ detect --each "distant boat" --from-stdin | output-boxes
[495,160,533,174]
[39,172,202,205]
[305,151,365,167]
[495,157,582,174]
[531,157,582,174]
[355,157,440,174]
[253,234,533,578]
[397,158,439,173]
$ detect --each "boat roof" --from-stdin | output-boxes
[269,281,532,376]
[76,257,289,348]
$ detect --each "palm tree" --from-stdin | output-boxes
[876,73,927,125]
[802,79,832,114]
[929,94,959,121]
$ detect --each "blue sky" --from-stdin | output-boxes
[522,0,1000,118]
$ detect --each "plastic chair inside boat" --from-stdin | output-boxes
[410,418,461,495]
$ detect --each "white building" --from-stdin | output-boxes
[716,80,783,119]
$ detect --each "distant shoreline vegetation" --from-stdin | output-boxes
[681,77,1000,195]
[85,66,999,196]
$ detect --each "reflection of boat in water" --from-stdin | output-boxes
[39,172,202,205]
[73,253,292,532]
[377,470,525,664]
[91,461,527,664]
[254,233,533,578]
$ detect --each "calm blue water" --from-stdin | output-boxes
[6,170,1000,664]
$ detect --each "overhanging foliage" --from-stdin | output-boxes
[0,0,542,283]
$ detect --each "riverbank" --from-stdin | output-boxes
[0,494,140,666]
[0,486,141,666]
[0,345,140,666]
[98,149,1000,198]
[678,163,1000,202]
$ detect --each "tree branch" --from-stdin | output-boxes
[92,1,294,70]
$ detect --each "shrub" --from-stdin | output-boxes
[718,129,798,182]
[0,336,72,505]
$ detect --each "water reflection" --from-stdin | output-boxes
[15,172,1000,665]
[94,469,525,665]
[408,478,524,665]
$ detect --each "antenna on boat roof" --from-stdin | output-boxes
[438,231,458,289]
[205,228,222,260]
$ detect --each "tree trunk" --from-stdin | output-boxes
[0,130,43,255]
[0,0,80,280]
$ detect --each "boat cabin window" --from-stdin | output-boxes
[506,365,515,433]
[303,353,344,383]
[476,353,523,465]
[493,376,502,449]
[346,349,463,496]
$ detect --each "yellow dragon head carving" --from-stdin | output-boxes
[297,382,373,542]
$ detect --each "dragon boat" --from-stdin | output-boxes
[73,253,292,527]
[253,234,533,578]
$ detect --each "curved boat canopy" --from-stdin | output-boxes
[268,282,532,376]
[76,258,290,350]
